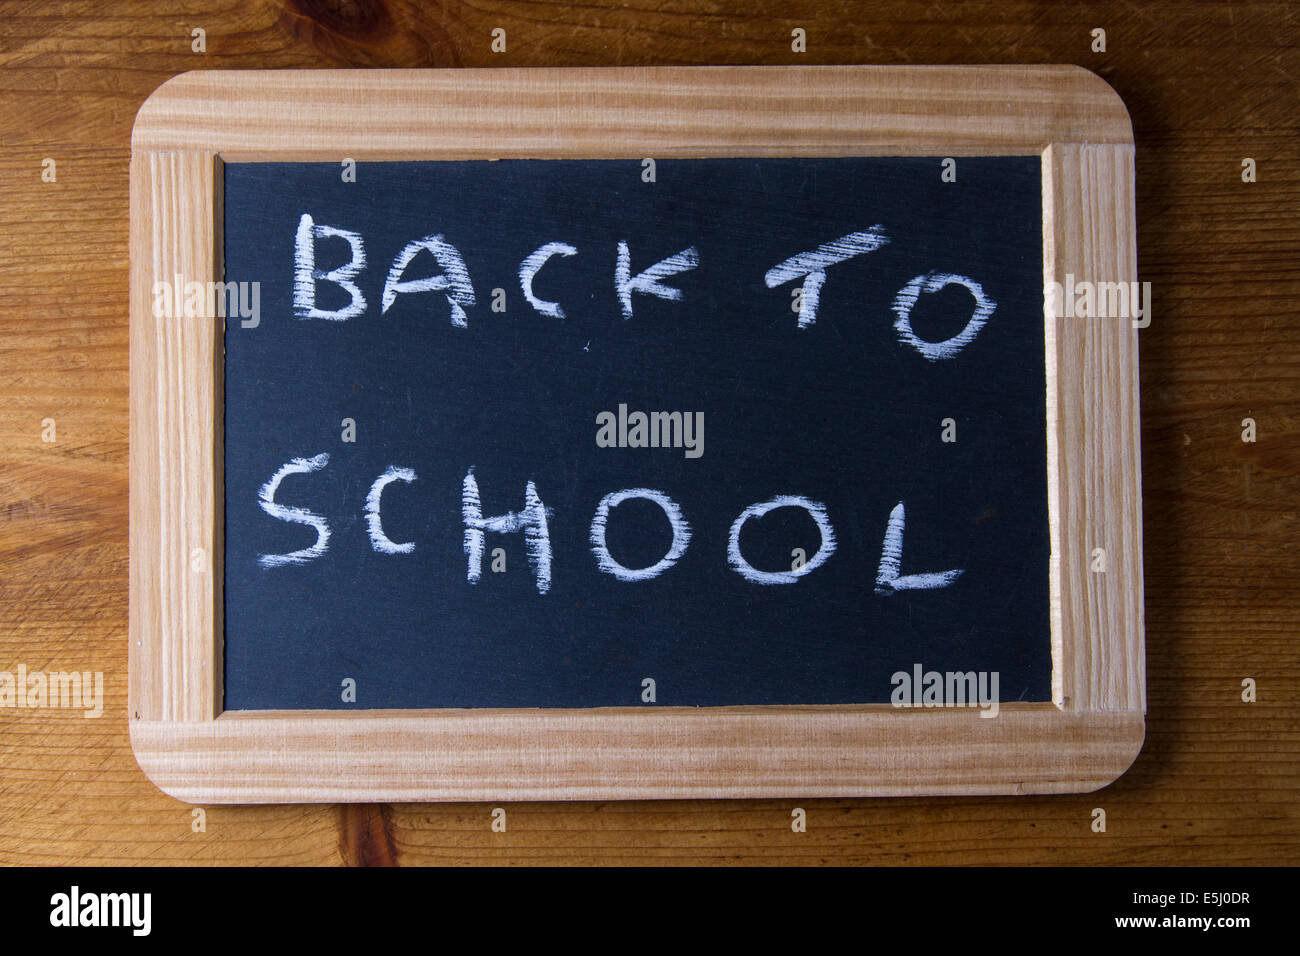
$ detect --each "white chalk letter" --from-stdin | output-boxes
[383,235,476,328]
[764,228,890,329]
[590,489,692,582]
[892,271,995,361]
[462,468,552,593]
[874,501,963,594]
[365,466,417,554]
[258,453,331,568]
[293,214,367,321]
[615,241,699,320]
[519,242,578,319]
[728,495,836,584]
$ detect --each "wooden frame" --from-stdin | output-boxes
[129,66,1143,803]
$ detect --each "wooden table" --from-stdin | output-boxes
[1,0,1295,865]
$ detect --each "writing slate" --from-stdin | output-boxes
[221,156,1049,710]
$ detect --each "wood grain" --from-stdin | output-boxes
[1,0,1296,864]
[129,64,1133,158]
[1043,142,1144,713]
[130,706,1145,802]
[128,150,223,724]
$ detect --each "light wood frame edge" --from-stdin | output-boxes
[127,65,1144,803]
